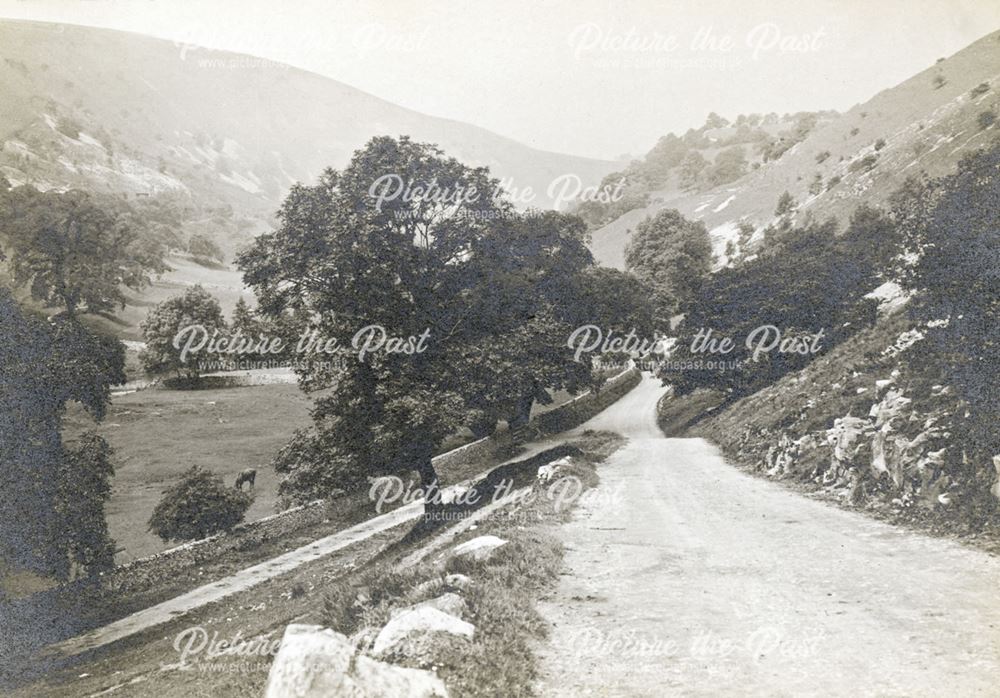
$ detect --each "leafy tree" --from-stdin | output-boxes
[894,144,1000,475]
[0,187,166,316]
[707,146,747,186]
[230,297,260,337]
[240,137,536,506]
[148,466,253,542]
[704,112,730,130]
[140,285,227,381]
[678,151,708,190]
[0,290,124,580]
[775,191,797,217]
[663,218,879,398]
[625,209,713,323]
[57,432,117,578]
[187,233,224,263]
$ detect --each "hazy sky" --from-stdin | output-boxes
[1,0,998,159]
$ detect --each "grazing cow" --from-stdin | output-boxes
[235,468,257,491]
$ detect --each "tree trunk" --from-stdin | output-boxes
[416,454,442,513]
[508,392,534,431]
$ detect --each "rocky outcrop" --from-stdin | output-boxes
[264,624,448,697]
[727,373,975,509]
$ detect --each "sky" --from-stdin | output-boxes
[0,0,997,160]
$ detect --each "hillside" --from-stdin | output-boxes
[0,20,617,243]
[0,19,619,336]
[590,29,1000,268]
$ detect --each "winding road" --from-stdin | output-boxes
[537,374,1000,697]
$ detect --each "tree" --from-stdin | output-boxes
[678,151,708,190]
[663,218,880,398]
[148,466,252,542]
[0,290,124,580]
[140,285,227,381]
[187,233,224,263]
[624,209,713,323]
[240,137,527,506]
[57,432,117,578]
[241,138,615,507]
[231,297,261,337]
[0,187,166,316]
[707,146,747,186]
[894,144,999,473]
[775,191,797,217]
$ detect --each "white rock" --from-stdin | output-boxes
[265,624,448,697]
[373,607,475,656]
[451,535,507,562]
[352,654,449,697]
[264,624,352,697]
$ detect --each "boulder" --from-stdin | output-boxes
[451,535,507,562]
[373,606,475,656]
[264,624,448,697]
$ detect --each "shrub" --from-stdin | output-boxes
[849,154,878,173]
[977,110,996,130]
[970,82,990,98]
[826,175,842,190]
[148,466,252,542]
[932,74,947,89]
[187,233,224,263]
[874,138,887,151]
[815,150,831,164]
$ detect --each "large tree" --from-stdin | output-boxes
[625,208,713,323]
[239,137,605,507]
[0,187,167,317]
[0,290,123,581]
[139,285,228,381]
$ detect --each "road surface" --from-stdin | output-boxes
[537,374,1000,697]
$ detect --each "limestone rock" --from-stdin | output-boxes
[264,623,448,698]
[373,606,475,656]
[451,535,507,562]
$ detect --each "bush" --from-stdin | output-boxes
[977,110,996,131]
[815,150,831,164]
[187,233,224,263]
[969,82,990,98]
[827,175,842,190]
[874,138,887,151]
[849,154,878,173]
[148,466,252,542]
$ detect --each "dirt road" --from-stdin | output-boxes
[537,375,1000,697]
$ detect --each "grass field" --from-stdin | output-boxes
[63,383,313,562]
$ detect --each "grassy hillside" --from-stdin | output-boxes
[590,29,1000,268]
[0,20,618,235]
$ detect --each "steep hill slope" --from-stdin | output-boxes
[591,29,1000,268]
[0,19,617,241]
